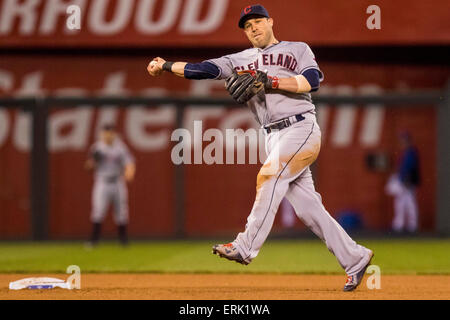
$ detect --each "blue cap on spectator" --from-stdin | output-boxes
[238,4,270,28]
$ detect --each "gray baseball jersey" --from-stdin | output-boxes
[89,137,134,225]
[89,138,134,182]
[207,41,324,125]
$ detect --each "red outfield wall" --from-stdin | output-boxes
[0,55,447,238]
[0,0,449,47]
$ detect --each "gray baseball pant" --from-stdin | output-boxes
[91,178,129,225]
[234,113,372,276]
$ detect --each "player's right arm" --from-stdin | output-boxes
[85,144,100,171]
[85,158,95,170]
[147,57,228,80]
[147,57,186,77]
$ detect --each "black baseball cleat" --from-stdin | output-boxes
[343,250,374,292]
[212,243,249,265]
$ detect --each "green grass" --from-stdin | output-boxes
[0,239,449,275]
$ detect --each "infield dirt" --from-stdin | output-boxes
[1,274,449,300]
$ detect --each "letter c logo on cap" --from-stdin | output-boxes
[244,6,252,14]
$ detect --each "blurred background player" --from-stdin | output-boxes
[386,131,421,234]
[85,124,136,247]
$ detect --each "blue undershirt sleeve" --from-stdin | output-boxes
[184,61,221,80]
[301,69,320,92]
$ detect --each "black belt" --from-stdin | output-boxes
[263,114,305,133]
[104,176,119,183]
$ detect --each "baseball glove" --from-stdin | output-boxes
[225,70,270,104]
[92,150,103,163]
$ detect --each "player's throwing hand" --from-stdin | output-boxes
[147,57,165,77]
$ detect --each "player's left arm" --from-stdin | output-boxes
[271,69,321,94]
[273,43,323,94]
[122,145,136,182]
[124,162,136,182]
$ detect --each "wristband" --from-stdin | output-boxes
[271,76,279,89]
[162,61,175,72]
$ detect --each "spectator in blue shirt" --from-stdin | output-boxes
[389,131,420,233]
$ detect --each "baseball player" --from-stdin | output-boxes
[85,124,136,247]
[386,131,420,233]
[147,4,373,291]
